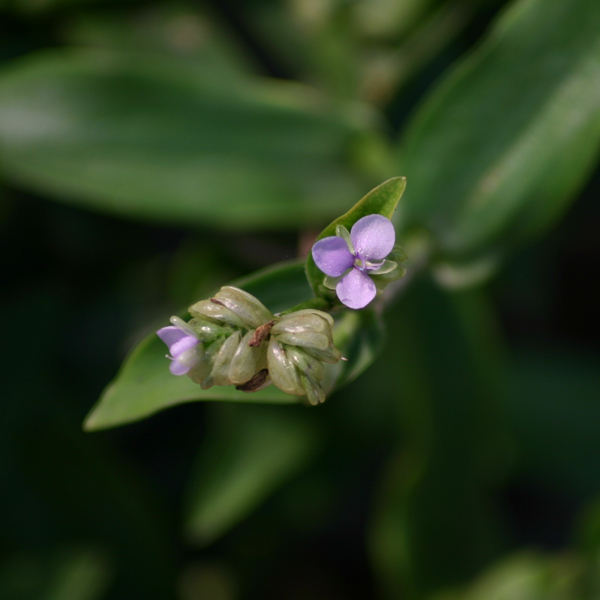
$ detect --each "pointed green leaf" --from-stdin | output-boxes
[84,256,386,430]
[83,329,298,432]
[434,552,584,600]
[0,50,369,229]
[306,176,406,297]
[83,261,310,431]
[396,0,600,280]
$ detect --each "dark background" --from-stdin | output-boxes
[1,0,600,598]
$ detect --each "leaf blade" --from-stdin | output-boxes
[0,49,367,229]
[84,261,311,431]
[84,256,387,430]
[396,0,600,278]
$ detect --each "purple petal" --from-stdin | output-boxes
[157,326,188,352]
[169,346,200,375]
[170,358,191,376]
[312,236,355,277]
[170,335,199,358]
[351,215,395,261]
[336,268,377,309]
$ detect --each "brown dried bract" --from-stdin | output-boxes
[236,369,269,392]
[248,320,275,347]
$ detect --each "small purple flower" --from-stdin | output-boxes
[312,214,396,309]
[157,319,201,375]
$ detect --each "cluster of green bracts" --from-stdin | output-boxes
[173,286,341,405]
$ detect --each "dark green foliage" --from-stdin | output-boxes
[2,0,600,598]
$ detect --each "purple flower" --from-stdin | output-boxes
[312,214,396,309]
[157,319,201,375]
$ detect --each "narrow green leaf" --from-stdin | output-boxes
[396,0,600,279]
[84,257,386,430]
[305,176,406,297]
[434,552,584,600]
[184,405,318,546]
[84,261,310,431]
[83,330,297,432]
[0,546,113,600]
[0,50,369,229]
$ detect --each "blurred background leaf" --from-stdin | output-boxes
[60,5,259,80]
[369,278,509,598]
[0,291,177,599]
[432,551,585,600]
[502,346,600,499]
[0,545,112,600]
[395,0,600,283]
[0,49,381,229]
[2,0,600,597]
[184,404,319,547]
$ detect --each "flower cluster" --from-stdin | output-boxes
[157,286,340,405]
[312,214,404,309]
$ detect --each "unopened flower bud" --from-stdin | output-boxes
[266,340,330,405]
[188,299,249,329]
[285,346,325,383]
[301,344,342,365]
[212,286,274,329]
[267,308,340,404]
[267,337,305,396]
[272,310,335,352]
[210,330,242,386]
[188,335,226,389]
[228,329,268,385]
[187,316,234,343]
[189,286,275,330]
[300,372,326,406]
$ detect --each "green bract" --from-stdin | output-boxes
[178,286,341,403]
[268,310,341,405]
[84,259,385,430]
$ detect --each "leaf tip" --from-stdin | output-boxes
[82,383,116,431]
[82,407,105,432]
[82,412,98,432]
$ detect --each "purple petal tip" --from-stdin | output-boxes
[336,268,377,309]
[351,214,395,261]
[312,236,354,277]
